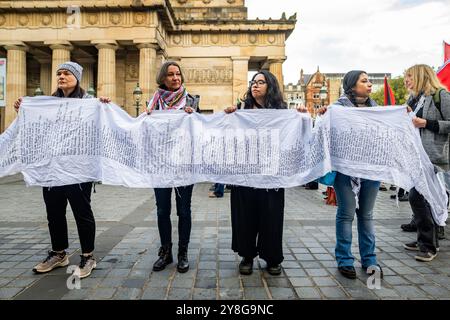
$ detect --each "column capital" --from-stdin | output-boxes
[231,56,250,61]
[2,41,28,52]
[136,42,159,50]
[92,40,119,50]
[267,56,287,63]
[45,41,73,51]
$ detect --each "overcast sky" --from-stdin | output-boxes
[246,0,450,84]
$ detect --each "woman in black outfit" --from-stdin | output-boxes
[224,70,290,275]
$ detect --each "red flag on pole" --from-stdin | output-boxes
[437,60,450,90]
[444,41,450,63]
[383,75,396,105]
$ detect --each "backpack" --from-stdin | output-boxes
[432,88,447,120]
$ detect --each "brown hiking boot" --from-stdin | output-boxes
[32,250,69,274]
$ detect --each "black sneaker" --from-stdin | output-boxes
[404,241,440,252]
[390,194,397,199]
[338,266,356,279]
[415,251,437,262]
[239,257,253,275]
[398,193,409,202]
[267,264,282,276]
[401,221,417,232]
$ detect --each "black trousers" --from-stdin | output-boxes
[43,182,95,254]
[408,188,439,253]
[154,185,194,247]
[230,186,285,265]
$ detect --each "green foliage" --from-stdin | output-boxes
[371,76,408,106]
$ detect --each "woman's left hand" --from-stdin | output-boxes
[184,106,194,114]
[99,96,111,103]
[296,105,308,113]
[412,117,426,128]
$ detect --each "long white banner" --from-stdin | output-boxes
[0,96,447,225]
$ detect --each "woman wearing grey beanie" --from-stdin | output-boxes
[14,61,111,279]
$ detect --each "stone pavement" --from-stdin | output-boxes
[0,174,449,300]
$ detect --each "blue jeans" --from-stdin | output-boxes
[213,183,224,197]
[334,173,380,268]
[154,185,193,247]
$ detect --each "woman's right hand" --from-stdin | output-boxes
[317,105,328,115]
[14,97,22,113]
[224,106,237,114]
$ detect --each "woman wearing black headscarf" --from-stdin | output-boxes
[318,70,383,280]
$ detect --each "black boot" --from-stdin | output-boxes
[153,243,173,271]
[177,245,189,273]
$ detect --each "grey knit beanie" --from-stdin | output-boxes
[56,61,83,83]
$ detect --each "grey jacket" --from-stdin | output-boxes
[413,90,450,170]
[334,94,378,108]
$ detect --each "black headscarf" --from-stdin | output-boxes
[343,70,366,95]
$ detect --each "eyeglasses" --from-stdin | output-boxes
[249,80,267,87]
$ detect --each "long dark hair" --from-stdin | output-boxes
[243,70,286,109]
[52,81,85,98]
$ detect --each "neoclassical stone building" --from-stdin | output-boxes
[0,0,296,132]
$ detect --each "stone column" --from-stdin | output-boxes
[76,57,96,93]
[231,56,249,105]
[3,42,28,129]
[93,41,118,102]
[36,58,52,95]
[156,50,167,77]
[268,57,286,93]
[136,42,158,105]
[45,41,73,93]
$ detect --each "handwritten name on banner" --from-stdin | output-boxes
[0,97,447,225]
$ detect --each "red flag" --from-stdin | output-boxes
[437,60,450,90]
[444,41,450,63]
[383,75,396,105]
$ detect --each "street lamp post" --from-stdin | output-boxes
[133,83,142,117]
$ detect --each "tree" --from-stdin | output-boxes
[372,76,408,106]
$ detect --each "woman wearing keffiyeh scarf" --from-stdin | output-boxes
[317,70,383,280]
[147,61,196,274]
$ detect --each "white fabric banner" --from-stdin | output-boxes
[0,97,447,225]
